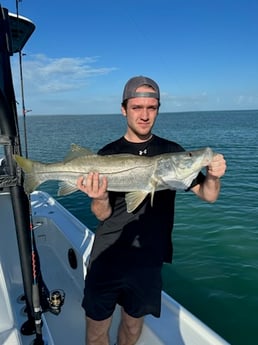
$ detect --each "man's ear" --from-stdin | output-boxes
[121,105,127,117]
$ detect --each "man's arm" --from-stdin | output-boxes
[77,172,112,221]
[191,153,226,202]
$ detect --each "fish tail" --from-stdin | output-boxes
[13,154,33,173]
[13,154,41,193]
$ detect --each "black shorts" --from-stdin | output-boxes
[82,260,163,321]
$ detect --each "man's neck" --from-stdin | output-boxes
[124,133,153,143]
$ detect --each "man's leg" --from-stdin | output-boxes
[86,315,113,345]
[117,308,144,345]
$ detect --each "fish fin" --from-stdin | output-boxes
[58,181,78,196]
[125,191,149,213]
[13,154,33,173]
[150,189,155,206]
[150,178,158,206]
[64,144,94,162]
[13,154,40,193]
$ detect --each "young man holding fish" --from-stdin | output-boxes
[77,76,227,345]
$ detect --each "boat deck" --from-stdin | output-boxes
[0,191,230,345]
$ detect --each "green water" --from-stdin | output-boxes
[13,110,258,345]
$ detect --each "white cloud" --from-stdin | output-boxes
[11,54,116,95]
[236,94,258,106]
[161,91,209,110]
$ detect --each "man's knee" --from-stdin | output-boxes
[86,316,112,345]
[122,318,143,337]
[119,310,144,340]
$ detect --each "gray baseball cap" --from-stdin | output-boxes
[122,76,160,102]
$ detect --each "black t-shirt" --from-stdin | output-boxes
[89,135,203,267]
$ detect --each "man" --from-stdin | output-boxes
[77,76,227,345]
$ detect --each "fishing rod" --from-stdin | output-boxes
[15,1,45,344]
[16,0,30,159]
[0,2,44,343]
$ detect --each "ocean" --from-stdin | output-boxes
[10,110,258,344]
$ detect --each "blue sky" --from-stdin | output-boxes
[2,0,258,115]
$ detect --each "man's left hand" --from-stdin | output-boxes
[207,154,227,179]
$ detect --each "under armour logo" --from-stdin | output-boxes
[132,235,141,248]
[139,149,147,155]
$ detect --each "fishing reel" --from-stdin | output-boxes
[47,289,65,315]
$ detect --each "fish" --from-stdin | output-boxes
[13,144,214,213]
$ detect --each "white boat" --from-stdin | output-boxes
[0,6,230,345]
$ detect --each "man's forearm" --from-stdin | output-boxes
[196,175,221,203]
[91,197,112,221]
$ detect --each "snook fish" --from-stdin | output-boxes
[14,144,214,213]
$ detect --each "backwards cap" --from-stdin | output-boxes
[122,76,160,102]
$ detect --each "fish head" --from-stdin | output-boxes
[158,147,214,189]
[177,147,214,171]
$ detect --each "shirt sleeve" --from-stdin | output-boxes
[186,171,206,191]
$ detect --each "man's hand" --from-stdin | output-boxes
[77,172,111,221]
[77,172,109,200]
[207,153,227,179]
[192,153,227,202]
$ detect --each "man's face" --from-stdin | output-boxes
[121,86,159,142]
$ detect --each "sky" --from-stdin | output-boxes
[2,0,258,115]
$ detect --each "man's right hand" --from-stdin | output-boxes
[77,172,108,200]
[77,173,111,220]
